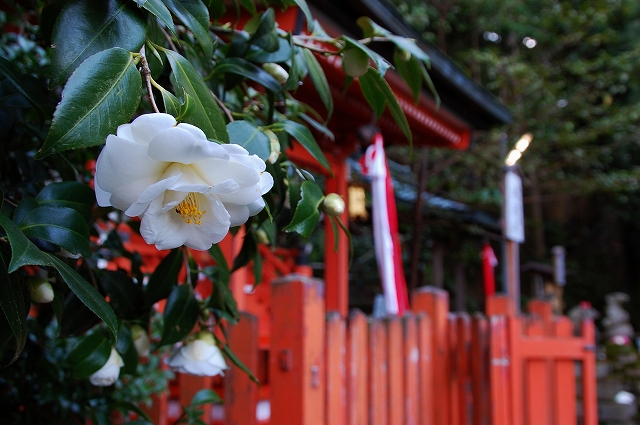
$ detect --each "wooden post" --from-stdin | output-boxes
[326,312,347,425]
[485,294,515,317]
[552,317,576,425]
[387,316,404,425]
[581,319,598,425]
[347,310,369,425]
[369,318,388,425]
[524,318,551,425]
[412,287,450,425]
[325,155,349,317]
[471,314,489,425]
[505,240,520,314]
[416,313,434,425]
[456,314,472,425]
[225,313,259,425]
[489,316,510,425]
[270,276,326,425]
[448,315,460,425]
[403,314,419,425]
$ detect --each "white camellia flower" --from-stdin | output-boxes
[89,347,124,386]
[131,325,151,358]
[166,331,228,376]
[95,113,274,250]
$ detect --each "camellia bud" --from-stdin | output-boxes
[27,277,54,303]
[265,130,281,164]
[262,63,289,85]
[131,325,150,357]
[396,46,412,62]
[322,193,346,216]
[341,48,369,78]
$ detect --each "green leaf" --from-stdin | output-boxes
[394,51,422,104]
[227,121,270,160]
[100,269,145,320]
[343,36,392,77]
[165,49,230,142]
[12,198,39,227]
[35,182,96,224]
[116,323,139,375]
[190,389,221,406]
[283,0,313,32]
[50,0,146,87]
[65,330,112,378]
[356,16,392,38]
[144,249,183,306]
[46,253,119,340]
[359,68,412,144]
[281,120,332,174]
[0,249,27,364]
[245,38,292,64]
[283,180,324,237]
[230,232,256,273]
[219,340,259,385]
[213,57,282,93]
[162,0,213,57]
[160,284,199,346]
[0,214,52,273]
[37,48,141,158]
[18,206,91,258]
[0,57,45,120]
[138,0,176,35]
[248,8,279,53]
[160,85,182,117]
[301,49,333,117]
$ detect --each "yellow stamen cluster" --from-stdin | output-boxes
[175,193,206,225]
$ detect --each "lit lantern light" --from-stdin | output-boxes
[505,133,533,166]
[348,185,368,220]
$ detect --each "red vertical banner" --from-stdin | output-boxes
[481,241,498,298]
[362,133,409,315]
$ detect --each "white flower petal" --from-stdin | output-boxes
[94,178,112,207]
[224,203,250,227]
[148,127,228,164]
[246,198,266,217]
[89,347,123,387]
[193,159,260,187]
[125,174,182,217]
[126,113,176,145]
[176,122,208,140]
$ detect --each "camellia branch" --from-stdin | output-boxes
[139,46,160,113]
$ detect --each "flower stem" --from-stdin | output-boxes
[139,46,160,113]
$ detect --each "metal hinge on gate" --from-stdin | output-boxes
[491,357,510,366]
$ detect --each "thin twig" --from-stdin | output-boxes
[211,91,234,122]
[139,46,160,113]
[158,25,178,52]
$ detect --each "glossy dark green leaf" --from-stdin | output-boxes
[162,0,213,57]
[65,330,112,378]
[138,0,176,35]
[394,51,423,103]
[18,206,91,258]
[116,323,139,375]
[0,57,45,120]
[35,182,95,224]
[245,38,292,64]
[343,36,392,77]
[238,0,256,14]
[219,340,259,385]
[12,198,39,226]
[358,70,385,118]
[100,269,145,320]
[301,48,333,117]
[49,0,145,87]
[40,0,70,46]
[165,49,230,142]
[191,388,221,406]
[0,214,51,273]
[160,284,199,346]
[227,121,270,160]
[144,249,182,306]
[160,85,182,117]
[60,292,101,337]
[249,8,279,53]
[214,57,281,93]
[37,48,141,158]
[46,253,119,339]
[283,180,324,237]
[281,120,331,173]
[0,249,27,364]
[365,68,412,145]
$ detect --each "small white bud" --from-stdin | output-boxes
[131,325,150,357]
[262,63,289,85]
[27,277,54,303]
[322,193,345,216]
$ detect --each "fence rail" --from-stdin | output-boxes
[142,276,597,425]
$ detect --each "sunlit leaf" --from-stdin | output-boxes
[49,0,145,87]
[37,48,141,158]
[227,121,270,160]
[138,0,176,35]
[283,180,324,237]
[162,0,213,56]
[280,120,332,174]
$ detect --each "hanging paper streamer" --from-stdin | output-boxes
[481,241,498,297]
[362,133,409,315]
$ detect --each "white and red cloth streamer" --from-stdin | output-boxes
[481,241,498,297]
[361,133,409,315]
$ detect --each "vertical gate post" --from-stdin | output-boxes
[387,316,404,425]
[489,316,510,425]
[348,310,369,425]
[412,287,450,425]
[403,314,419,425]
[581,319,598,425]
[326,312,347,425]
[270,276,326,425]
[225,312,259,425]
[416,313,434,425]
[369,318,389,425]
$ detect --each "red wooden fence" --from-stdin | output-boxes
[144,278,597,425]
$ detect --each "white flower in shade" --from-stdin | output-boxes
[27,276,54,303]
[89,347,124,386]
[166,331,228,377]
[131,325,150,357]
[94,113,274,250]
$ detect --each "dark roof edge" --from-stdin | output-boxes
[345,0,513,126]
